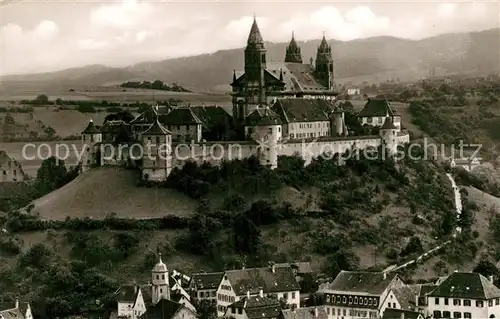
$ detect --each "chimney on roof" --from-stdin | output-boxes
[489,275,494,283]
[259,289,264,298]
[15,297,19,309]
[247,291,250,299]
[314,307,318,317]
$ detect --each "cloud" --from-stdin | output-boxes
[0,1,496,75]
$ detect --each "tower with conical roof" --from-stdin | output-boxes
[284,32,303,63]
[243,15,267,111]
[80,119,102,173]
[151,253,170,304]
[315,33,335,91]
[141,118,172,182]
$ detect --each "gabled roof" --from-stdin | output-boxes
[0,301,30,316]
[160,107,203,125]
[225,266,300,296]
[116,285,140,303]
[190,105,232,129]
[281,306,328,319]
[319,271,401,296]
[358,99,394,117]
[82,119,100,134]
[142,119,171,136]
[245,108,282,126]
[190,272,224,290]
[427,272,500,299]
[0,307,24,319]
[383,309,423,319]
[140,299,186,319]
[391,286,419,310]
[230,296,281,319]
[272,98,334,123]
[381,117,398,130]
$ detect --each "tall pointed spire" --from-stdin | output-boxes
[233,70,237,82]
[247,15,264,45]
[158,252,163,263]
[285,31,302,63]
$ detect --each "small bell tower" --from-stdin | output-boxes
[151,253,170,304]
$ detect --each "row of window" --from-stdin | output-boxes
[218,294,235,303]
[325,307,378,318]
[326,295,379,307]
[433,310,472,318]
[296,123,329,129]
[290,131,329,139]
[434,298,500,307]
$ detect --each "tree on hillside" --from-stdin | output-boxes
[232,214,261,254]
[34,94,49,105]
[35,157,68,195]
[473,259,499,279]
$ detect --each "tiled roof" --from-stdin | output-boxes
[0,307,24,319]
[116,285,139,303]
[0,302,29,316]
[140,299,184,319]
[231,296,281,319]
[139,284,153,305]
[82,120,100,134]
[391,286,419,310]
[190,272,224,290]
[358,99,394,117]
[381,117,398,130]
[142,120,171,136]
[247,17,264,45]
[225,266,300,296]
[160,107,203,125]
[319,271,399,295]
[245,108,282,126]
[275,262,312,274]
[428,272,500,299]
[383,309,423,319]
[130,105,171,125]
[99,121,130,133]
[235,61,329,93]
[281,306,328,319]
[272,98,334,123]
[190,105,231,129]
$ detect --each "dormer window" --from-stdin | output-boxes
[354,297,358,304]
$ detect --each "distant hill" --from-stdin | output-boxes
[1,28,499,93]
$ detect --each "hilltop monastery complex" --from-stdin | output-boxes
[79,17,410,182]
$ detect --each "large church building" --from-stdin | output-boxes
[230,16,336,136]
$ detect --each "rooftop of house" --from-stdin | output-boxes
[190,272,225,290]
[0,308,25,319]
[224,265,301,295]
[319,271,400,296]
[391,286,419,310]
[382,309,423,319]
[381,117,398,130]
[230,295,281,319]
[140,299,187,319]
[141,119,171,136]
[281,306,328,319]
[116,285,140,304]
[427,272,500,300]
[271,99,334,123]
[358,99,395,118]
[0,301,30,315]
[190,105,231,128]
[245,107,283,126]
[160,106,203,125]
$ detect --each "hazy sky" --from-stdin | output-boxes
[0,0,499,75]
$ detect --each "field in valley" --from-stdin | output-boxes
[30,167,197,220]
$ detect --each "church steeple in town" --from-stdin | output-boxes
[315,32,335,91]
[247,14,264,47]
[285,31,303,63]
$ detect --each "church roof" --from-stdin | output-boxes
[141,299,184,319]
[245,108,282,126]
[247,17,264,45]
[81,119,100,134]
[152,253,168,272]
[272,99,334,123]
[234,62,329,93]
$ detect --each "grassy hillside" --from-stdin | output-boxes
[30,167,197,220]
[1,29,499,92]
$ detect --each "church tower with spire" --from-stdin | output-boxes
[151,253,170,304]
[243,15,267,111]
[285,32,303,63]
[315,33,335,91]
